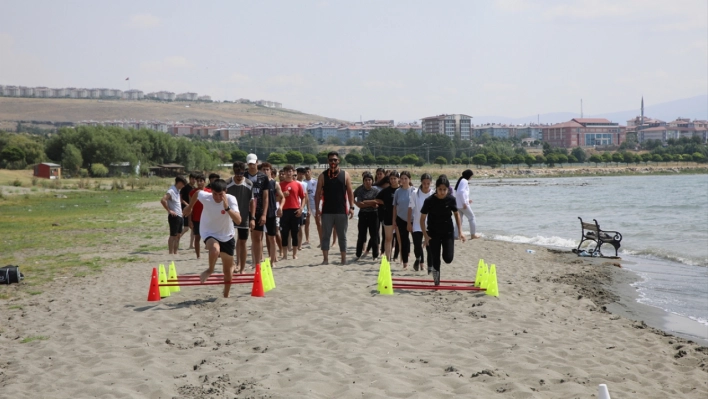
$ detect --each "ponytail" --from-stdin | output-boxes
[454,169,474,191]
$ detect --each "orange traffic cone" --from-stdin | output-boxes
[251,263,265,297]
[147,268,161,301]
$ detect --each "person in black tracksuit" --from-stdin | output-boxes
[420,175,466,285]
[354,172,380,260]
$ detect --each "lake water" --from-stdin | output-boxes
[462,173,708,337]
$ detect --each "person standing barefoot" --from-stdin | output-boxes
[314,151,354,265]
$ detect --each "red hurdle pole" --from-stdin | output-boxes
[159,281,255,287]
[168,277,254,281]
[392,278,476,284]
[392,284,486,291]
[176,273,255,278]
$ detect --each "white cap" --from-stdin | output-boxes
[246,153,258,164]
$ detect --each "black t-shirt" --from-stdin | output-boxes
[245,171,269,215]
[420,194,458,236]
[375,186,397,224]
[179,184,193,209]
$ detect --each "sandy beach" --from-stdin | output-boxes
[1,201,707,398]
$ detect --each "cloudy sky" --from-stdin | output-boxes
[2,0,706,122]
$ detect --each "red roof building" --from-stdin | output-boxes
[542,118,624,148]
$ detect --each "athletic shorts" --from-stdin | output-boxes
[254,216,277,236]
[301,212,307,224]
[203,236,236,256]
[168,215,183,236]
[192,221,200,236]
[236,228,249,241]
[183,215,190,227]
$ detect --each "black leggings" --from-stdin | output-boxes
[395,216,411,263]
[412,231,427,265]
[357,211,379,258]
[280,209,301,248]
[428,232,454,272]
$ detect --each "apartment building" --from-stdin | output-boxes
[421,114,472,140]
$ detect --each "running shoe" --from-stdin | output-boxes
[413,258,420,271]
[433,270,440,286]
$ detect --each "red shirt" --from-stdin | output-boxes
[189,187,211,221]
[279,180,304,210]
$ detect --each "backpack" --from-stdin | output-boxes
[0,265,23,284]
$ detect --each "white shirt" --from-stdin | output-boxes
[409,187,433,232]
[298,180,309,213]
[454,179,470,209]
[197,191,239,242]
[166,185,182,216]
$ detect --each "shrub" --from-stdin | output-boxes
[78,168,89,178]
[12,179,22,187]
[90,164,109,177]
[31,177,38,186]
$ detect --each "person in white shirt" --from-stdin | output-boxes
[184,179,241,298]
[453,169,481,240]
[304,167,319,246]
[160,176,187,255]
[408,173,434,272]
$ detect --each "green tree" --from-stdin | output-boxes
[571,147,587,163]
[362,154,376,165]
[346,137,363,146]
[90,163,109,177]
[545,154,557,167]
[512,154,525,168]
[401,154,419,165]
[535,154,546,166]
[692,152,706,163]
[472,154,487,169]
[651,154,663,163]
[231,149,248,162]
[317,151,329,164]
[62,144,83,174]
[285,150,304,164]
[0,146,25,163]
[486,153,501,168]
[389,155,401,165]
[681,153,693,162]
[568,154,578,164]
[612,152,624,165]
[589,154,602,166]
[499,155,511,167]
[434,156,447,167]
[303,153,318,165]
[622,152,636,165]
[524,155,535,168]
[326,136,342,145]
[376,155,389,164]
[345,152,363,165]
[601,152,613,165]
[641,153,652,164]
[267,152,287,165]
[556,154,568,167]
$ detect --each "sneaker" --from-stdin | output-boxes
[413,259,420,271]
[433,270,440,286]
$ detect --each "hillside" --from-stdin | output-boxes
[0,97,345,127]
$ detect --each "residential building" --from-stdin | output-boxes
[421,114,472,140]
[395,124,423,134]
[306,125,340,141]
[35,87,51,98]
[122,90,144,100]
[515,124,544,140]
[20,86,34,97]
[170,125,193,136]
[197,95,212,101]
[474,124,515,139]
[542,118,624,148]
[176,92,198,101]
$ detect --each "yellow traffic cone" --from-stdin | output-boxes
[158,264,171,298]
[485,264,499,297]
[378,256,393,295]
[377,255,387,291]
[262,259,274,293]
[479,262,490,290]
[168,261,180,293]
[267,258,276,290]
[474,259,485,287]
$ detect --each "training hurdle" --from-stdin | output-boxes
[377,257,499,297]
[147,259,276,301]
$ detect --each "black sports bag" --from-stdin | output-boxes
[0,265,23,284]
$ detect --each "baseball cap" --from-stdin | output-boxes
[246,153,258,164]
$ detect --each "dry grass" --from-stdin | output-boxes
[0,97,345,125]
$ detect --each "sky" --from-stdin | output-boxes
[1,0,706,122]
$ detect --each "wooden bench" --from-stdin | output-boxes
[577,217,623,257]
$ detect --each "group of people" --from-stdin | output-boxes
[160,150,481,296]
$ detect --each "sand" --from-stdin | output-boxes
[2,212,707,398]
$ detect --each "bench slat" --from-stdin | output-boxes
[581,223,599,230]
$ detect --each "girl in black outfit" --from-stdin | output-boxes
[375,170,400,261]
[420,175,466,285]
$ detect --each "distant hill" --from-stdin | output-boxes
[472,95,708,125]
[0,97,346,127]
